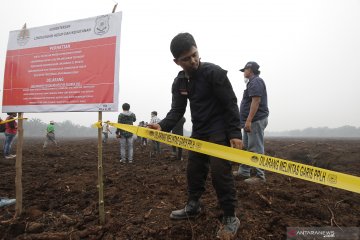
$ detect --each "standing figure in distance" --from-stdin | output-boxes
[138,121,148,146]
[3,113,18,159]
[148,32,243,239]
[43,120,58,148]
[142,122,149,146]
[149,111,161,158]
[116,103,136,163]
[102,121,112,144]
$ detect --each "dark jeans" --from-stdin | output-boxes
[4,133,16,157]
[187,134,237,216]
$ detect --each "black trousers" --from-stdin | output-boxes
[187,134,237,216]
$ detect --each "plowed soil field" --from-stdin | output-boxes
[1,137,360,240]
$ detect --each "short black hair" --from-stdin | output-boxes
[170,32,197,59]
[122,103,130,111]
[151,111,157,116]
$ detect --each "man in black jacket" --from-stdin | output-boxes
[148,32,243,239]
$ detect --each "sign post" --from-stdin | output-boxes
[3,12,122,113]
[3,12,122,223]
[97,111,104,224]
[15,112,24,217]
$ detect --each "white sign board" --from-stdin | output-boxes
[2,12,122,112]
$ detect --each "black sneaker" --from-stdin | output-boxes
[170,200,202,220]
[216,216,240,239]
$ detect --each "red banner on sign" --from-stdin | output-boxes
[2,12,122,112]
[3,37,116,106]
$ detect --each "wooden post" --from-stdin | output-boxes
[14,23,27,217]
[98,111,105,224]
[96,3,118,225]
[15,112,24,217]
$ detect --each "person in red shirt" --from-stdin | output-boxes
[3,113,17,159]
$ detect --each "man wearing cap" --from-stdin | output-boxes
[234,61,269,184]
[43,120,58,148]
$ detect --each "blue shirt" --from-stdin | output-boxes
[239,75,269,127]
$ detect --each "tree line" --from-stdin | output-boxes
[18,119,360,138]
[267,125,360,138]
[23,118,96,138]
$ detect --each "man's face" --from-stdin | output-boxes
[243,68,252,78]
[174,46,200,75]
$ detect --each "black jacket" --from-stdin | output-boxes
[159,62,242,140]
[172,117,186,135]
[116,112,136,138]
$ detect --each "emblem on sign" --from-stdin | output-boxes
[94,15,110,35]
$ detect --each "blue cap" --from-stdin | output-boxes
[240,61,260,73]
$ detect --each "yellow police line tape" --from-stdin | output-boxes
[94,121,360,194]
[0,118,28,124]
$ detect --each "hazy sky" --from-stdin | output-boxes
[1,0,360,132]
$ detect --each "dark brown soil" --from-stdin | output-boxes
[1,137,359,240]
